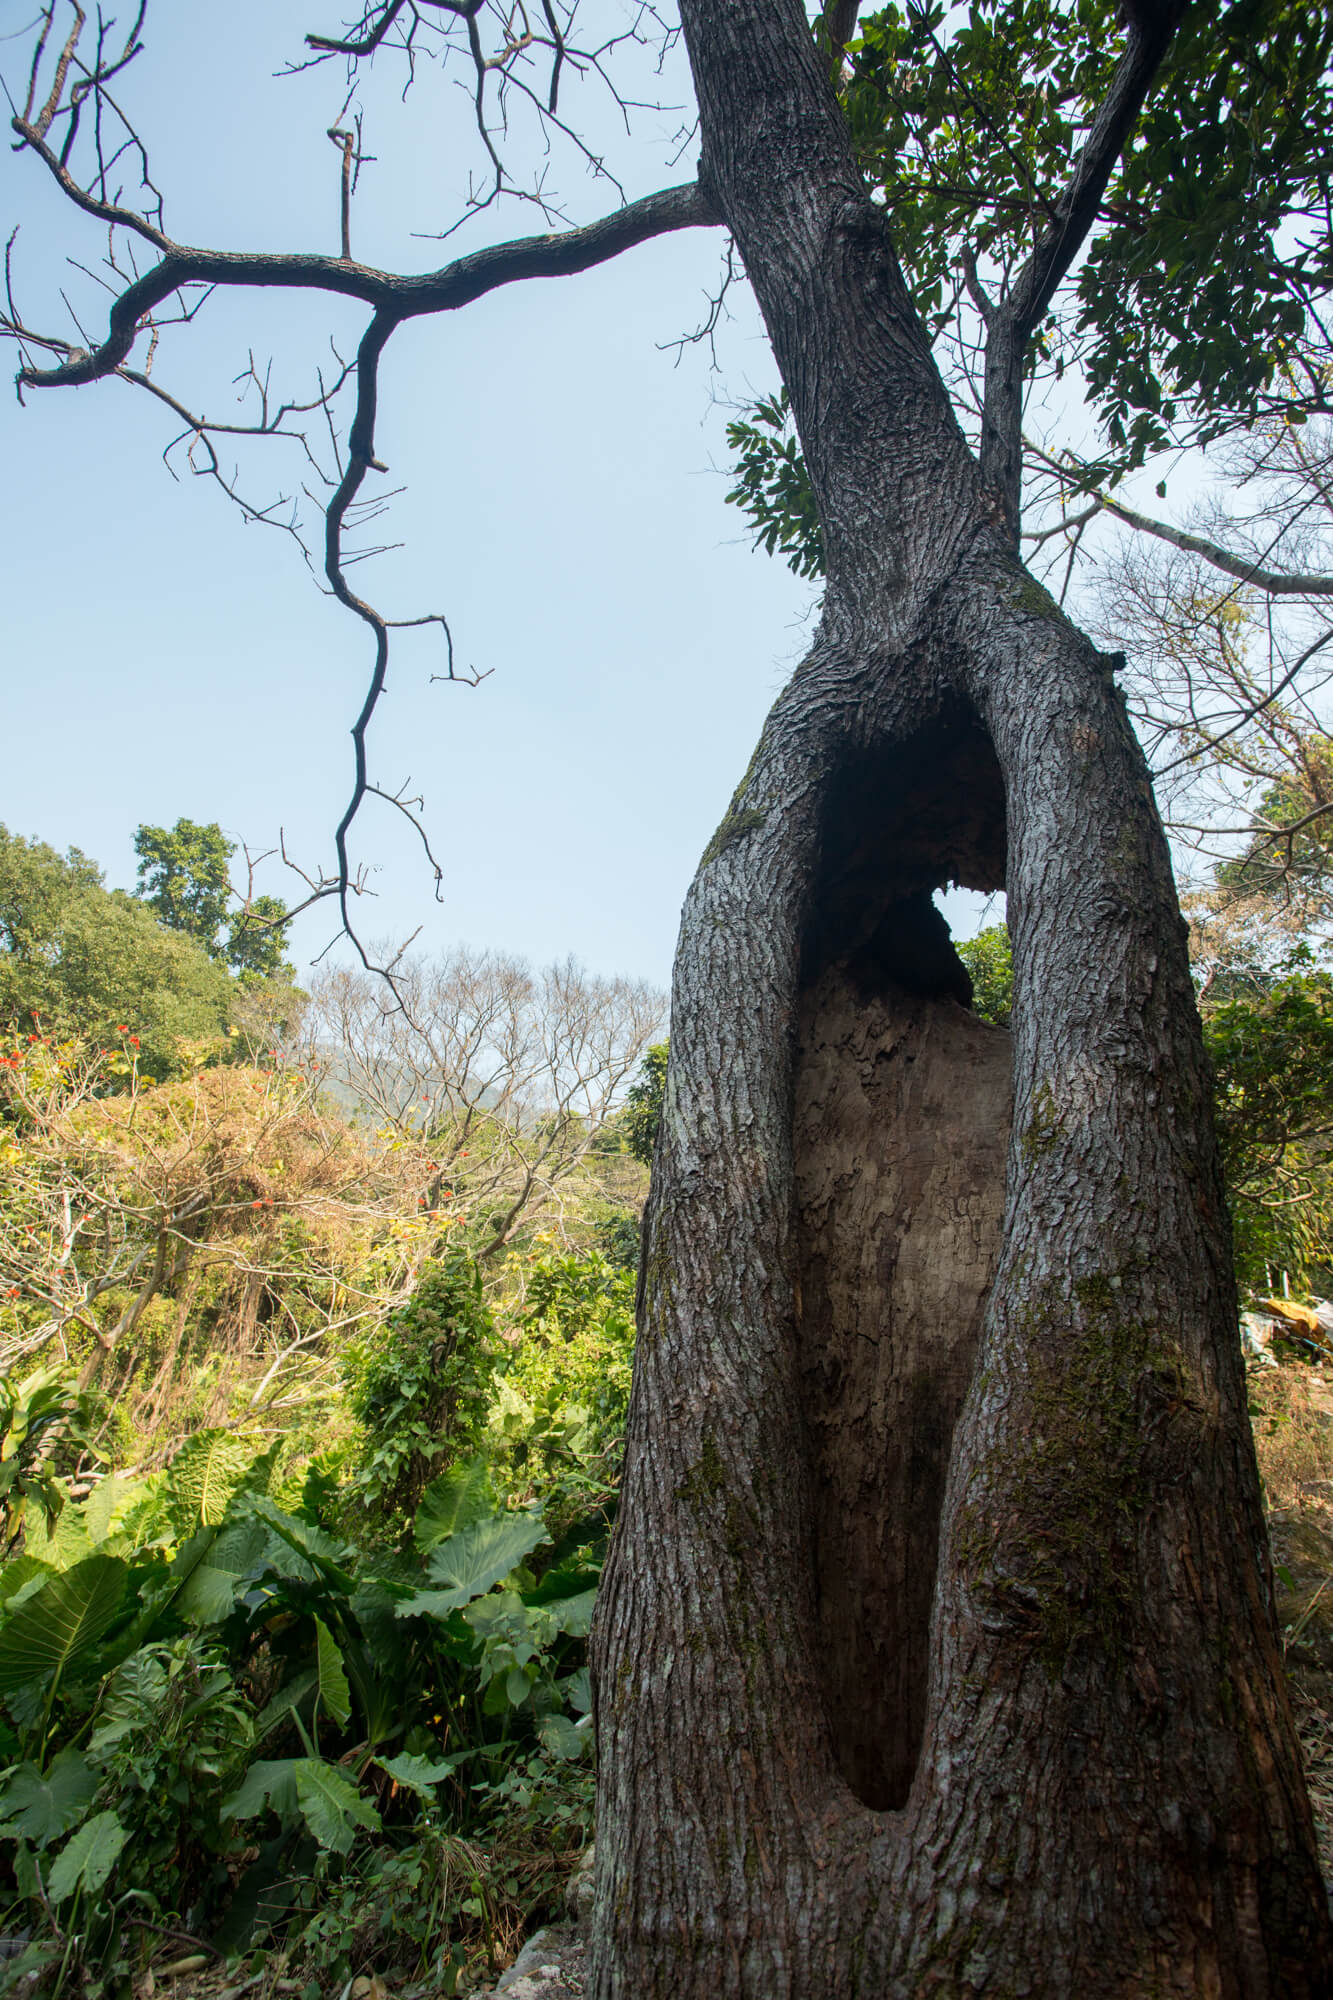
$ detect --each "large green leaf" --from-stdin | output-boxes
[560,1666,592,1717]
[292,1759,380,1855]
[0,1556,53,1609]
[245,1496,355,1589]
[548,1587,597,1638]
[537,1713,587,1762]
[0,1748,96,1847]
[46,1809,128,1903]
[374,1750,464,1799]
[398,1513,549,1621]
[314,1618,351,1730]
[254,1668,316,1746]
[349,1577,414,1671]
[176,1520,268,1627]
[223,1758,300,1826]
[23,1498,94,1573]
[413,1457,493,1552]
[0,1554,127,1694]
[79,1473,140,1548]
[166,1430,262,1533]
[98,1531,216,1672]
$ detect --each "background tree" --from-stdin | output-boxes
[0,826,232,1076]
[961,905,1333,1291]
[134,820,236,955]
[225,894,297,984]
[3,2,1330,1993]
[310,951,663,1259]
[956,921,1013,1026]
[618,1042,669,1166]
[135,820,295,982]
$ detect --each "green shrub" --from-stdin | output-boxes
[490,1253,635,1528]
[345,1254,496,1522]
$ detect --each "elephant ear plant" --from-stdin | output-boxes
[0,1433,599,1995]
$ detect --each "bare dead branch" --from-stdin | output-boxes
[6,173,715,388]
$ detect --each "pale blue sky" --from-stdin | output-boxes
[1,1,989,989]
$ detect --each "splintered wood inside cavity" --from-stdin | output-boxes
[794,722,1012,1811]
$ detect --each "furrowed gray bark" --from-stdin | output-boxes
[589,1,1332,1992]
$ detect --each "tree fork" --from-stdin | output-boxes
[589,0,1332,1990]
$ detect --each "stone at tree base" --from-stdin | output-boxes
[481,1925,587,1998]
[564,1845,596,1927]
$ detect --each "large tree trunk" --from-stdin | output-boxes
[589,1,1332,1992]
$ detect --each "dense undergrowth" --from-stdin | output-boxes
[0,950,654,1996]
[0,1244,634,1999]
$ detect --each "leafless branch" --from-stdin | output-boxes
[4,4,717,981]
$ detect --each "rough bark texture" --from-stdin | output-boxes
[588,1,1333,1991]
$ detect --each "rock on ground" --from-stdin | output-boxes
[481,1925,587,1998]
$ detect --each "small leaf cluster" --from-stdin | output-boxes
[724,395,824,578]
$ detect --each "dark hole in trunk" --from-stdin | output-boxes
[794,716,1012,1810]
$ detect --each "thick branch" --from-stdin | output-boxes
[821,0,860,75]
[9,164,718,390]
[1098,491,1333,599]
[306,0,483,58]
[979,7,1185,541]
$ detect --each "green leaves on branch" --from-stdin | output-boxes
[0,1748,96,1846]
[725,396,824,579]
[1077,0,1333,460]
[728,0,1333,567]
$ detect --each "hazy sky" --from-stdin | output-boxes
[2,1,992,992]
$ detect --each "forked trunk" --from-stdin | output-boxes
[589,2,1332,1991]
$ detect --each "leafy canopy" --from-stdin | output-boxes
[729,0,1333,568]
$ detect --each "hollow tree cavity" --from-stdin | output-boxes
[794,720,1010,1811]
